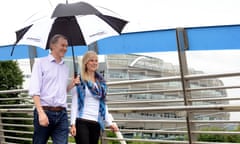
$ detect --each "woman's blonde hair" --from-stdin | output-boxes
[81,51,98,81]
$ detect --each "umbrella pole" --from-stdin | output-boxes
[10,45,16,56]
[71,46,78,78]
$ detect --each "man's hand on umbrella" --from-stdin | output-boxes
[72,75,80,85]
[67,75,80,92]
[73,75,80,85]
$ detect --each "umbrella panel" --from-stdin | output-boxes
[98,15,128,33]
[51,2,101,18]
[46,16,86,49]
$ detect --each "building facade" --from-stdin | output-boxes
[99,54,229,138]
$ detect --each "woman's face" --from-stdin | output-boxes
[86,56,98,73]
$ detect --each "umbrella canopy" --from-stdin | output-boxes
[51,1,101,17]
[6,1,128,74]
[15,1,128,50]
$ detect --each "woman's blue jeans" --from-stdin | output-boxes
[33,108,69,144]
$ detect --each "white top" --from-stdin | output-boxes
[70,83,112,127]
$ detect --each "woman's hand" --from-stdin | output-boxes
[110,123,119,132]
[70,125,77,136]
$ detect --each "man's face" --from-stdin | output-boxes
[52,37,68,58]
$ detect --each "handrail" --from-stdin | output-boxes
[0,104,239,113]
[107,72,240,85]
[108,104,240,112]
[1,72,240,143]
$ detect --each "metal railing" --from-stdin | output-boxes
[1,72,240,143]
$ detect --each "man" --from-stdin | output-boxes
[29,34,77,144]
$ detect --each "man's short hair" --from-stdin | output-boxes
[49,34,67,50]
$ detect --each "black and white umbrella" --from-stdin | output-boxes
[15,1,128,49]
[13,1,128,74]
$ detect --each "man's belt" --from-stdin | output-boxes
[42,106,66,112]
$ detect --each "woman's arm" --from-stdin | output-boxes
[105,105,119,132]
[67,75,80,92]
[70,87,78,125]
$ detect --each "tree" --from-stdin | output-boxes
[0,61,32,144]
[0,61,23,104]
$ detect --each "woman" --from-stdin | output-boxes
[70,51,118,144]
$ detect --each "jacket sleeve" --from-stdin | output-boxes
[104,105,113,127]
[70,87,78,125]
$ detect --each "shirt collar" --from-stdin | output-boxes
[48,54,64,64]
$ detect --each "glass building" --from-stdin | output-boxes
[96,54,229,137]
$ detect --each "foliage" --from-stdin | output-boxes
[106,131,121,144]
[68,136,75,142]
[0,61,32,144]
[0,61,23,90]
[198,126,240,143]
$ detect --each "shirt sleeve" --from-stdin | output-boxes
[28,59,42,97]
[104,105,113,127]
[70,87,78,125]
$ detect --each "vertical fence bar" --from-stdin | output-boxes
[176,28,196,143]
[0,112,5,143]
